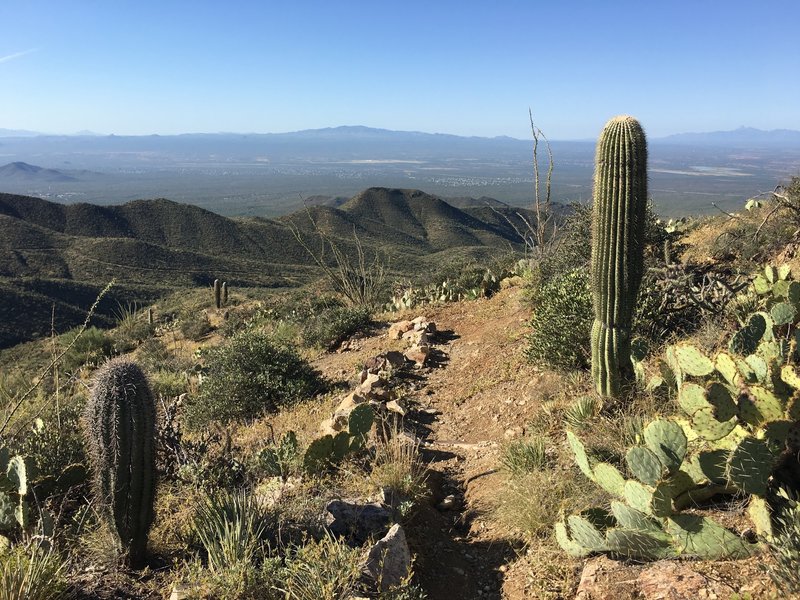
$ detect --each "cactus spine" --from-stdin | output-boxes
[590,116,648,397]
[85,359,156,567]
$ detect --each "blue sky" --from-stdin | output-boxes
[1,1,798,139]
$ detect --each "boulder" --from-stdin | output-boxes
[361,524,412,592]
[384,351,406,369]
[358,372,385,395]
[332,392,367,429]
[324,499,392,545]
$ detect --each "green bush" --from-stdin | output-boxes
[13,405,87,484]
[300,306,371,350]
[60,326,115,373]
[185,331,323,427]
[180,313,213,341]
[525,268,593,370]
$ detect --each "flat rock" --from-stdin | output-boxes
[638,561,736,599]
[575,556,640,600]
[324,499,392,545]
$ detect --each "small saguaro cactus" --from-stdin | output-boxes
[213,278,222,309]
[221,281,228,307]
[590,116,648,397]
[85,358,156,567]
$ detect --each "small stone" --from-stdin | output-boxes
[386,399,407,416]
[170,584,193,600]
[388,320,414,340]
[404,344,430,367]
[438,494,457,511]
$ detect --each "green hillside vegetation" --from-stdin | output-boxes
[0,188,532,348]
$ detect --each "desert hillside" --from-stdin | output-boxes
[1,176,800,599]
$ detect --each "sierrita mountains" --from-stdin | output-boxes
[0,187,533,348]
[1,126,798,217]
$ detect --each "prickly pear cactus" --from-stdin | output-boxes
[348,403,374,439]
[590,116,648,397]
[559,265,800,561]
[558,420,756,559]
[303,434,334,472]
[302,405,375,473]
[85,358,156,567]
[0,449,37,533]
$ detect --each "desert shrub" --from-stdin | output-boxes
[300,305,371,350]
[500,435,549,476]
[192,489,269,574]
[60,326,115,373]
[112,303,155,352]
[709,182,800,267]
[562,396,601,431]
[136,338,174,371]
[525,268,593,370]
[370,429,427,503]
[149,369,189,399]
[0,542,68,600]
[765,492,800,594]
[185,330,323,427]
[253,431,301,481]
[181,313,213,341]
[12,404,86,483]
[497,464,603,539]
[279,535,363,600]
[535,203,593,285]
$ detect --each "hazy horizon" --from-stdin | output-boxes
[1,1,799,139]
[3,123,800,143]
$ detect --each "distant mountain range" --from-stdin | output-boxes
[661,127,800,145]
[1,125,797,218]
[2,124,798,144]
[0,188,532,347]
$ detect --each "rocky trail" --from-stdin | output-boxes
[314,285,544,599]
[312,283,782,599]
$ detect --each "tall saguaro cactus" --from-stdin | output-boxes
[85,358,156,567]
[213,278,222,309]
[590,116,648,397]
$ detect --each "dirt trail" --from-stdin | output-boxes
[316,285,542,599]
[403,286,542,600]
